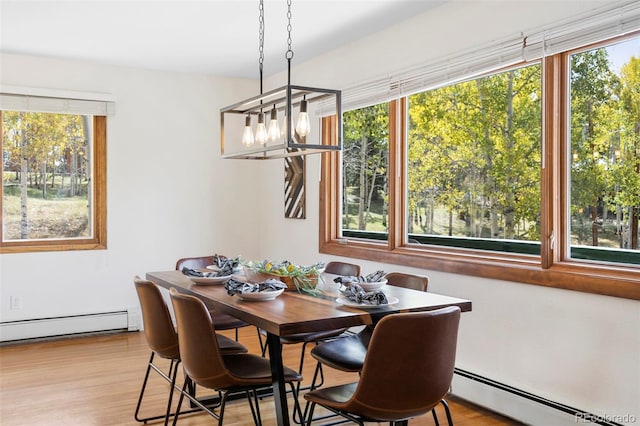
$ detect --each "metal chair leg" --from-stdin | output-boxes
[135,353,189,424]
[432,407,440,425]
[440,399,454,426]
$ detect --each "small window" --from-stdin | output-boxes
[1,110,106,253]
[567,37,640,265]
[341,102,390,243]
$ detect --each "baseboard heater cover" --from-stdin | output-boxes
[452,368,630,426]
[0,309,140,342]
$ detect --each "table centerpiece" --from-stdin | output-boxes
[243,259,325,294]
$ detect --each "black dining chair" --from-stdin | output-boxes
[304,306,461,426]
[133,277,247,425]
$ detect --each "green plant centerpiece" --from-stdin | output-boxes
[243,259,324,294]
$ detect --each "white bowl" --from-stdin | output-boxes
[358,278,387,292]
[238,289,285,301]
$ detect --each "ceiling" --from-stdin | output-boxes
[0,0,445,79]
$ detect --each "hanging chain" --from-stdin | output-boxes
[285,0,294,60]
[258,0,265,94]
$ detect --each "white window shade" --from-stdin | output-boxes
[0,86,115,116]
[340,0,640,112]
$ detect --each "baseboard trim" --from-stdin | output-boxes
[453,368,627,426]
[0,309,140,342]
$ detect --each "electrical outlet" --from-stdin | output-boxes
[10,296,22,310]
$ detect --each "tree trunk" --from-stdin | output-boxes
[591,205,599,246]
[631,206,638,250]
[365,153,380,226]
[343,160,349,229]
[19,119,29,239]
[504,72,516,239]
[358,135,368,230]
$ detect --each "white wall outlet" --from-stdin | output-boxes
[10,296,23,310]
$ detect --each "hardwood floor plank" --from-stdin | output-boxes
[0,328,522,425]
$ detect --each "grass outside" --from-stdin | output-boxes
[2,194,89,239]
[342,189,627,249]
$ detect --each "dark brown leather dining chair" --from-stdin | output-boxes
[175,256,250,341]
[304,306,461,426]
[169,288,303,426]
[133,277,247,425]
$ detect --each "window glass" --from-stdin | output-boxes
[568,37,640,265]
[407,63,542,253]
[341,103,390,242]
[2,111,93,242]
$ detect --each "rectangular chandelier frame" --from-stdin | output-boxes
[220,84,342,159]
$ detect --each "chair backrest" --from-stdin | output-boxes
[385,272,429,292]
[169,288,230,389]
[175,255,215,271]
[348,306,461,420]
[324,261,361,277]
[133,276,180,359]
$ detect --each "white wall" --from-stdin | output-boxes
[1,1,638,424]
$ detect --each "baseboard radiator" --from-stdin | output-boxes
[452,368,628,426]
[0,308,140,343]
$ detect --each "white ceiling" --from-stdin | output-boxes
[0,0,445,78]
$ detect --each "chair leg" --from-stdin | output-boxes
[172,378,188,426]
[440,399,454,426]
[162,360,181,426]
[256,328,265,354]
[289,381,305,425]
[305,402,317,426]
[135,353,186,425]
[432,407,440,426]
[134,352,155,422]
[249,389,263,426]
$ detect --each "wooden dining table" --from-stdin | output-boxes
[146,270,472,426]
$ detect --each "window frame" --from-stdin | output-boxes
[320,42,640,301]
[0,114,107,253]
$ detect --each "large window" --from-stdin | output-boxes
[1,109,107,253]
[407,63,542,254]
[320,33,640,300]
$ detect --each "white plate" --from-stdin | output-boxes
[335,296,399,309]
[188,275,232,285]
[238,289,285,301]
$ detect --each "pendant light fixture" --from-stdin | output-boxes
[220,0,342,159]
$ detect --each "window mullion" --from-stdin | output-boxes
[541,55,563,269]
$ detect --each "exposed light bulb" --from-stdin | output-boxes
[242,115,254,147]
[255,112,268,145]
[268,106,281,143]
[295,97,310,137]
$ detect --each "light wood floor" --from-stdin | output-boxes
[0,327,522,426]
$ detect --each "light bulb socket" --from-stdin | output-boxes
[257,112,265,124]
[245,115,251,126]
[270,106,278,120]
[299,99,308,113]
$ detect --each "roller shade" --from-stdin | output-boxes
[339,0,640,113]
[0,85,115,116]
